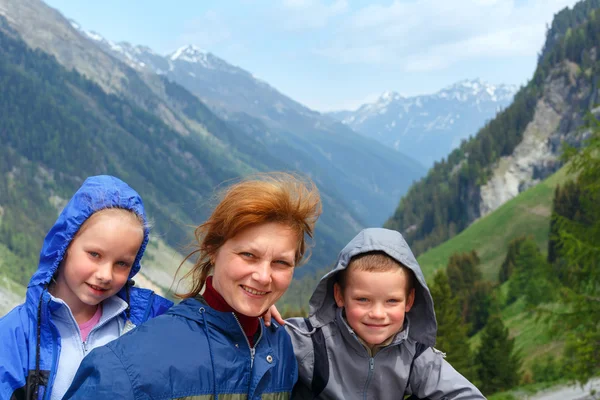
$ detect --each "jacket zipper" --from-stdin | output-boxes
[232,313,263,368]
[80,305,128,355]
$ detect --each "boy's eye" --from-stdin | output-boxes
[387,299,400,304]
[356,298,369,303]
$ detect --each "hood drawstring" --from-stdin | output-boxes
[33,289,45,399]
[121,280,137,336]
[199,308,218,397]
[283,320,317,336]
[125,280,135,320]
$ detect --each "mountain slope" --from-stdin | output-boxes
[328,79,517,167]
[385,0,600,255]
[75,36,426,226]
[0,12,360,315]
[0,0,368,282]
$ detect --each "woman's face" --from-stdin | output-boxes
[212,222,298,317]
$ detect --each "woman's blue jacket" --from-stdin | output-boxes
[64,297,298,400]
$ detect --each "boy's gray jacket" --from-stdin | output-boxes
[286,228,485,400]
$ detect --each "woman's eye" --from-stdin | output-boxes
[274,260,293,267]
[240,252,254,258]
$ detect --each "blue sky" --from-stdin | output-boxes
[44,0,579,112]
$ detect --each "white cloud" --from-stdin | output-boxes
[275,0,349,31]
[177,10,232,51]
[315,0,579,70]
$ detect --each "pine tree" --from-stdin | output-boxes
[475,314,520,395]
[505,238,556,307]
[499,236,527,284]
[556,115,600,383]
[429,270,475,381]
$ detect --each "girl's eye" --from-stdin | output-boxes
[115,261,131,268]
[88,251,100,258]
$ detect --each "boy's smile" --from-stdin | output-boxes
[334,267,415,349]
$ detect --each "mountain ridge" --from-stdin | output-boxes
[328,78,518,167]
[66,17,425,226]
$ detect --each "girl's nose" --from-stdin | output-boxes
[94,263,113,283]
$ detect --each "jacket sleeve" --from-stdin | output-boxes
[410,348,485,400]
[0,306,29,400]
[284,318,316,400]
[62,345,135,399]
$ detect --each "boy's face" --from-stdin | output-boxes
[334,267,415,348]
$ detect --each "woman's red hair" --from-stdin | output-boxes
[176,172,322,299]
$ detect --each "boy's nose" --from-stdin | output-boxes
[369,304,386,319]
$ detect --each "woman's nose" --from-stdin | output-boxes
[251,261,272,286]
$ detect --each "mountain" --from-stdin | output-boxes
[0,0,374,310]
[71,28,426,226]
[384,0,600,255]
[328,79,517,167]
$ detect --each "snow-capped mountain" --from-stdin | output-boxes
[69,21,425,227]
[329,79,518,166]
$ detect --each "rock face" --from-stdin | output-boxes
[479,61,589,217]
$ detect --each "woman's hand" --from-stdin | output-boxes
[262,304,286,326]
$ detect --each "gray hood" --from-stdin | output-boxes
[307,228,437,347]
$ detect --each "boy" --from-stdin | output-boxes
[285,228,484,399]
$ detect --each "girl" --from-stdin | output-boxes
[64,172,322,399]
[0,175,173,400]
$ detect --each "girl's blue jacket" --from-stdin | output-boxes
[0,175,173,400]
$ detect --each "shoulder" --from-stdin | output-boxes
[0,304,31,398]
[0,303,30,338]
[127,287,173,323]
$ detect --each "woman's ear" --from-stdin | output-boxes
[333,283,345,308]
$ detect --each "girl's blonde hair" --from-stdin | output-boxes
[177,172,322,299]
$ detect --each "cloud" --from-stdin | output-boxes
[315,0,578,70]
[275,0,349,31]
[176,10,232,51]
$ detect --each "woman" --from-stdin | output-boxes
[64,172,322,400]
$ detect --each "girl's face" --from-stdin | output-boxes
[211,222,298,317]
[52,210,144,323]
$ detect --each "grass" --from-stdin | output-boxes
[413,166,574,381]
[417,165,570,281]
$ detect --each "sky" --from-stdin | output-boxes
[43,0,580,112]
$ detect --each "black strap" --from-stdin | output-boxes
[403,342,429,400]
[304,318,329,398]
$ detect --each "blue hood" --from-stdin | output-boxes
[28,175,149,291]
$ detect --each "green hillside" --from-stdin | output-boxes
[417,166,569,281]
